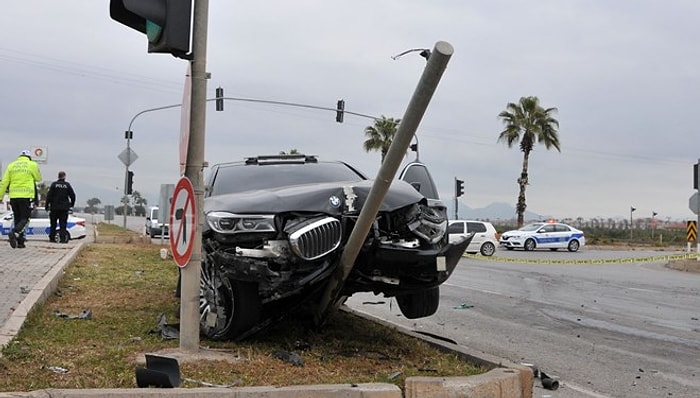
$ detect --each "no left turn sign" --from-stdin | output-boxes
[170,176,197,268]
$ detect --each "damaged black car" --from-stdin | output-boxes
[199,154,472,340]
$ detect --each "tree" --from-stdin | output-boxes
[36,182,49,204]
[363,116,401,164]
[131,191,148,217]
[497,96,560,227]
[85,197,102,214]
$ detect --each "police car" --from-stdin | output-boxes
[499,221,585,252]
[0,208,87,241]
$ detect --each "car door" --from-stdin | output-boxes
[28,208,51,237]
[448,220,466,244]
[554,224,573,248]
[466,221,487,252]
[536,223,557,249]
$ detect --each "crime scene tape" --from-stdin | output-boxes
[462,252,700,265]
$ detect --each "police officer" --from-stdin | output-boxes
[0,150,42,248]
[46,171,76,243]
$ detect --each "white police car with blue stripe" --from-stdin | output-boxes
[499,222,585,252]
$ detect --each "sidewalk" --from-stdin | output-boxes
[0,234,90,350]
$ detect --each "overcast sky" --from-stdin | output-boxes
[1,1,698,221]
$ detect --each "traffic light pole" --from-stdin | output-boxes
[315,41,454,325]
[122,130,133,229]
[179,0,209,353]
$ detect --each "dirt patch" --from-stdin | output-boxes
[667,259,700,273]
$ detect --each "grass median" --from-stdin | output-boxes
[0,224,484,391]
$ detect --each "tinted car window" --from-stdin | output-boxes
[448,222,465,234]
[399,163,439,200]
[555,224,570,232]
[209,161,366,196]
[541,224,556,233]
[466,222,487,233]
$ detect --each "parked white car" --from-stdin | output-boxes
[0,208,87,241]
[499,222,585,252]
[448,220,499,256]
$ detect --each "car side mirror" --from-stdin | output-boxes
[409,182,421,192]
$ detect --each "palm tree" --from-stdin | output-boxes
[362,116,401,164]
[498,96,560,227]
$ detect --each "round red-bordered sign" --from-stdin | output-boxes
[170,176,197,268]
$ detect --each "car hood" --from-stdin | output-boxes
[501,229,528,238]
[204,179,427,215]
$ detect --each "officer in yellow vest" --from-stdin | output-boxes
[0,150,43,248]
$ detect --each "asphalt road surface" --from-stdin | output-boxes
[345,248,700,398]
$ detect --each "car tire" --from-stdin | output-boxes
[480,242,496,256]
[396,286,439,319]
[199,262,261,340]
[567,240,580,252]
[524,239,536,251]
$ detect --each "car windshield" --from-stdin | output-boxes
[519,223,544,232]
[209,161,367,196]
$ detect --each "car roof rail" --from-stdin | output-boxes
[245,154,318,165]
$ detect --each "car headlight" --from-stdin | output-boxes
[206,212,276,234]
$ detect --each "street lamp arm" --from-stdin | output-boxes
[128,103,184,133]
[126,97,381,136]
[219,96,379,120]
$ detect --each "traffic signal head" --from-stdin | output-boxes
[215,87,224,111]
[127,171,134,194]
[110,0,193,59]
[335,99,345,123]
[455,179,464,197]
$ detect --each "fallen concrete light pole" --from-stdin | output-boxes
[315,40,454,323]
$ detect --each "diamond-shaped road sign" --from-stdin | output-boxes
[118,148,138,167]
[690,192,699,215]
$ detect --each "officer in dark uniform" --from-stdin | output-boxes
[45,171,76,243]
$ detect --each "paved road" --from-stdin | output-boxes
[346,248,700,398]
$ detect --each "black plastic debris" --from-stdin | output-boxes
[412,330,458,345]
[149,313,180,340]
[540,371,559,390]
[136,354,181,388]
[453,303,474,310]
[272,350,304,366]
[53,308,92,320]
[523,363,559,391]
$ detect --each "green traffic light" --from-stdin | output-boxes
[146,20,163,43]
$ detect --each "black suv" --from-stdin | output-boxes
[200,154,471,339]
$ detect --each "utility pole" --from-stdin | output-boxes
[178,0,209,353]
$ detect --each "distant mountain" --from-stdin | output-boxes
[450,201,543,221]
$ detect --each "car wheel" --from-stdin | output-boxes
[567,240,580,252]
[480,242,496,256]
[524,239,536,251]
[396,286,439,319]
[199,261,260,340]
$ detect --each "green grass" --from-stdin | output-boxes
[0,228,485,391]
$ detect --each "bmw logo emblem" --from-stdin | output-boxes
[329,196,341,208]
